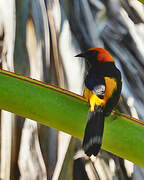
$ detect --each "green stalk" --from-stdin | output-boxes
[138,0,144,4]
[0,69,144,167]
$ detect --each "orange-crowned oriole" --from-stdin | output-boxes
[76,47,122,157]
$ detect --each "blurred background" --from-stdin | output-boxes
[0,0,144,179]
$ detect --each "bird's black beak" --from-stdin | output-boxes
[75,51,91,58]
[75,51,92,69]
[75,53,85,58]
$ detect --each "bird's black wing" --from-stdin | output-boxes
[85,71,106,99]
[83,71,106,157]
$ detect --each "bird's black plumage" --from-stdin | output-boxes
[76,48,122,157]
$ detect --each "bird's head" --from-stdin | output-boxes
[75,48,114,67]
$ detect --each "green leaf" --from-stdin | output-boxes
[0,69,144,167]
[137,0,144,4]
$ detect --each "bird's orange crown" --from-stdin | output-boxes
[88,47,114,63]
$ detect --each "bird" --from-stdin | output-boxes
[75,47,122,157]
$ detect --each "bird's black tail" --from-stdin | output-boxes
[82,106,105,157]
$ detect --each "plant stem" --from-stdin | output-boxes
[0,69,144,167]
